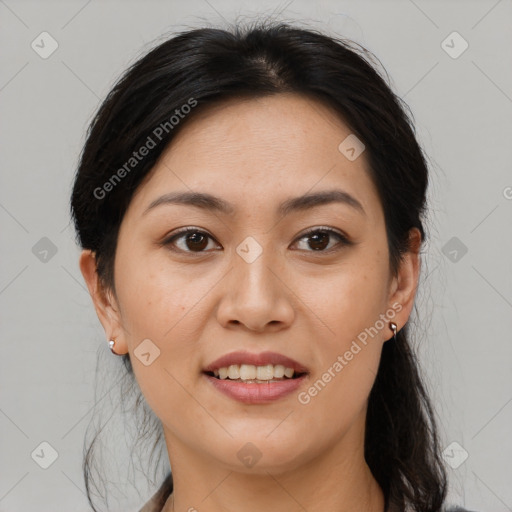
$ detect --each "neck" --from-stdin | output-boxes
[164,464,384,512]
[162,415,385,512]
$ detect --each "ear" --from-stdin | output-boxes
[79,249,127,354]
[386,227,422,331]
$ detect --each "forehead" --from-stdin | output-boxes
[128,93,382,224]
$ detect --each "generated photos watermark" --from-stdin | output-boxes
[297,301,403,405]
[93,97,198,200]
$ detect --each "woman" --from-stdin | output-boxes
[71,20,476,512]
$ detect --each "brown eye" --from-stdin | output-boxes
[293,227,351,253]
[163,228,219,254]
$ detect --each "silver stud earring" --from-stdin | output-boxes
[108,339,123,356]
[389,322,397,341]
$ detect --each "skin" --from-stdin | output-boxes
[80,92,421,512]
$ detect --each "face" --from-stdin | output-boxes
[81,92,420,476]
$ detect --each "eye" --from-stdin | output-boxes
[292,226,351,253]
[162,227,219,254]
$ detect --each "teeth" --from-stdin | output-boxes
[240,364,256,380]
[256,364,274,380]
[228,364,239,379]
[273,365,285,378]
[210,363,298,380]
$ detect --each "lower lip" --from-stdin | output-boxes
[203,373,308,404]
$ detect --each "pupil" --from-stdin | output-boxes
[309,232,329,251]
[187,232,208,251]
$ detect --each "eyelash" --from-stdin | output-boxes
[161,226,352,256]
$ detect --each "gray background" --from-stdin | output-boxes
[1,0,511,511]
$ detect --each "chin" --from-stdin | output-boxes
[212,434,310,475]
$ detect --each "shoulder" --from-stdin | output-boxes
[138,473,173,512]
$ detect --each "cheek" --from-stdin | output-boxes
[115,253,206,370]
[300,259,387,416]
[301,284,386,430]
[309,260,388,341]
[115,249,198,334]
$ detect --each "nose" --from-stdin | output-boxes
[216,249,295,332]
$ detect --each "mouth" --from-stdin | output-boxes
[201,351,310,403]
[202,366,309,404]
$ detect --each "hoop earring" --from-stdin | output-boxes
[108,339,123,356]
[389,322,397,341]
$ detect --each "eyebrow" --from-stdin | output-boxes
[142,189,365,217]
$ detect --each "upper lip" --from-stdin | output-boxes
[203,351,309,374]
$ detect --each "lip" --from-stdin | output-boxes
[203,350,310,374]
[203,372,309,404]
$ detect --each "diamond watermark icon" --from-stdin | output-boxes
[338,134,365,161]
[236,236,263,264]
[31,32,59,59]
[32,237,58,263]
[237,442,262,468]
[442,441,469,469]
[441,236,468,263]
[31,441,59,469]
[134,338,161,366]
[441,31,468,59]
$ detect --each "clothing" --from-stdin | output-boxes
[138,473,173,512]
[138,472,478,512]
